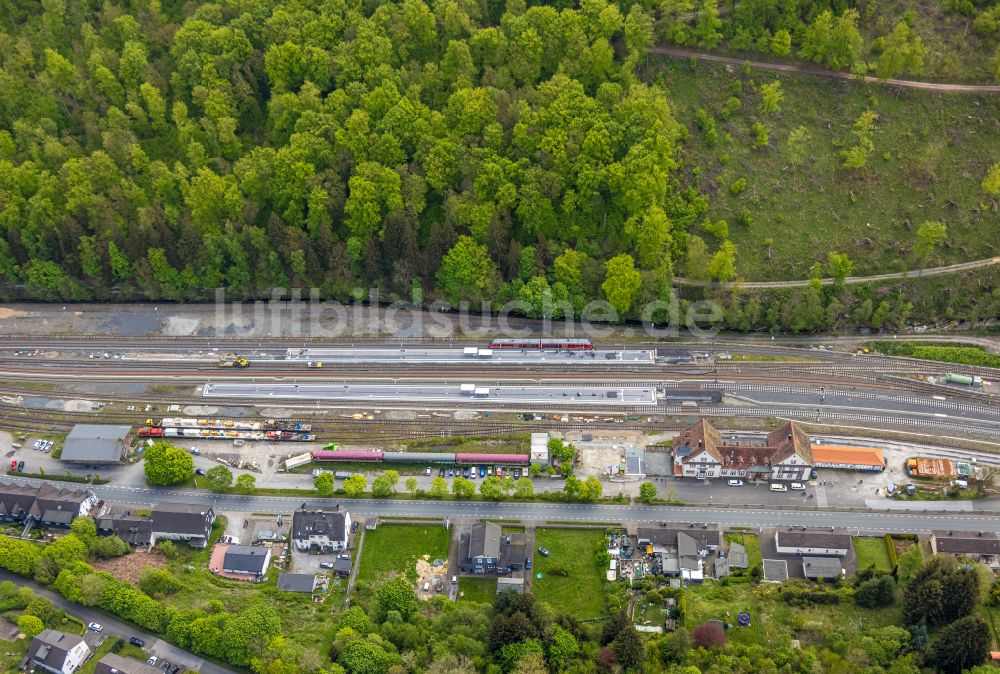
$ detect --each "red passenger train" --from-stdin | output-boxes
[488,338,593,350]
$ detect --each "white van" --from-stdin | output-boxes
[789,482,805,490]
[769,483,788,492]
[422,582,430,592]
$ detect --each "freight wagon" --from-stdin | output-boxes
[310,450,530,464]
[146,418,312,432]
[137,427,314,441]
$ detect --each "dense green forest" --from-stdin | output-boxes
[0,0,998,331]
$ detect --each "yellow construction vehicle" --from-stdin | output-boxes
[307,361,324,368]
[218,356,250,368]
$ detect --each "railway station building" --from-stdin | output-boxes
[670,419,813,482]
[60,424,132,465]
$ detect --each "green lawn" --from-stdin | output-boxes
[532,528,607,620]
[854,537,894,572]
[458,577,497,604]
[356,524,451,584]
[79,637,122,674]
[725,531,762,573]
[646,58,1000,281]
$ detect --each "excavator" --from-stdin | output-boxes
[217,355,250,368]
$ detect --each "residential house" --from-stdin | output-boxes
[637,526,721,581]
[95,653,163,674]
[0,481,96,528]
[60,424,131,465]
[671,420,813,481]
[775,530,852,557]
[931,530,1000,569]
[24,629,90,674]
[222,545,271,581]
[459,522,502,573]
[150,502,215,548]
[277,572,317,593]
[291,507,350,553]
[96,513,153,547]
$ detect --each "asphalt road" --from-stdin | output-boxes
[0,570,237,674]
[65,480,1000,534]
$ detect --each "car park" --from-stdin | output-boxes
[87,622,103,632]
[727,479,743,487]
[129,637,145,647]
[538,547,550,557]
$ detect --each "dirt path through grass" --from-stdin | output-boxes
[676,255,1000,289]
[650,46,1000,93]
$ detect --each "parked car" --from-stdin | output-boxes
[727,479,743,487]
[169,666,181,674]
[538,547,550,557]
[495,466,503,477]
[9,460,15,471]
[447,468,455,477]
[351,521,359,533]
[195,468,205,476]
[462,468,470,478]
[438,467,446,477]
[525,558,532,570]
[16,461,24,472]
[770,483,788,492]
[487,466,494,476]
[320,562,334,569]
[129,637,145,647]
[147,657,158,666]
[425,467,432,476]
[87,622,103,632]
[790,482,806,490]
[514,468,521,478]
[33,440,42,450]
[479,466,486,477]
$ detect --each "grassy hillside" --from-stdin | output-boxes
[651,58,1000,281]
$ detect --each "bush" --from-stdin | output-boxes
[729,178,747,195]
[691,622,726,648]
[855,575,896,608]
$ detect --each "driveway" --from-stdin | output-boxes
[0,570,235,674]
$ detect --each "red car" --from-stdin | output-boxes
[9,460,15,471]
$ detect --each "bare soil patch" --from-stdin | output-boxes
[415,555,448,600]
[92,550,166,584]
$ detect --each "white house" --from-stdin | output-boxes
[26,629,90,674]
[291,507,350,552]
[775,530,852,557]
